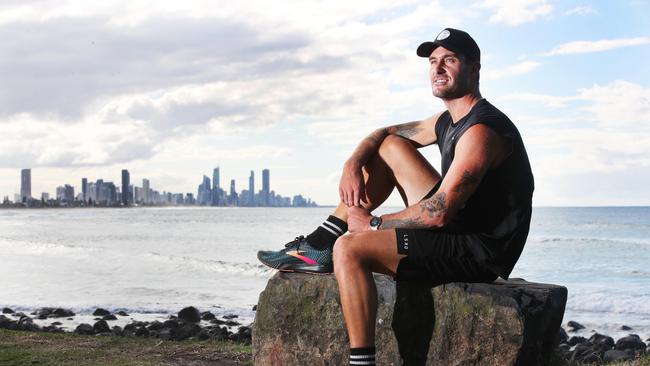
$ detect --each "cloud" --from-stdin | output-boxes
[481,0,553,26]
[482,60,541,80]
[543,37,650,56]
[564,5,595,16]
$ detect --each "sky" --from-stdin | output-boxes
[1,0,649,206]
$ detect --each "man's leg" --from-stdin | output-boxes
[257,135,441,273]
[333,230,401,349]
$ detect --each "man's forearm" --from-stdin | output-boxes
[379,192,449,230]
[345,128,390,167]
[346,120,426,167]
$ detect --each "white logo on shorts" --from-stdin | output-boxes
[436,30,450,40]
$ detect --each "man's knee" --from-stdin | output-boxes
[333,235,363,271]
[378,134,410,158]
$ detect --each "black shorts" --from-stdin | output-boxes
[393,183,497,285]
[394,229,497,285]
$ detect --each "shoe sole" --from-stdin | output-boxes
[259,260,333,275]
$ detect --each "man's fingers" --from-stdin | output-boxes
[353,190,360,208]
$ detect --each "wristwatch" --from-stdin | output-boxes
[369,215,382,231]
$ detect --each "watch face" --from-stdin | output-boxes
[370,216,381,227]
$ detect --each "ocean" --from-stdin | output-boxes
[1,206,649,340]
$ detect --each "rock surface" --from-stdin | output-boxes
[252,272,567,366]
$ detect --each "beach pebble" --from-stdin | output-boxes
[93,308,111,316]
[604,349,634,363]
[75,323,94,335]
[615,334,646,351]
[567,320,585,332]
[1,307,14,314]
[178,306,201,323]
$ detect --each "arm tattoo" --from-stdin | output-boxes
[393,121,423,139]
[364,128,388,145]
[379,217,429,229]
[454,170,480,194]
[419,192,447,219]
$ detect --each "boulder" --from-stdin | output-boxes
[568,336,587,346]
[178,306,201,323]
[75,323,94,335]
[566,320,585,332]
[253,273,567,366]
[93,320,111,334]
[0,315,14,329]
[604,349,634,363]
[52,308,75,318]
[102,314,118,321]
[616,334,646,351]
[93,308,111,316]
[201,311,216,321]
[2,307,14,314]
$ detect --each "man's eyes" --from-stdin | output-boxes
[430,57,458,65]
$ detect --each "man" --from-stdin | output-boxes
[258,28,534,366]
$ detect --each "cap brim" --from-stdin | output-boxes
[416,41,437,57]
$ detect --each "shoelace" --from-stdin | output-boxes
[284,235,305,249]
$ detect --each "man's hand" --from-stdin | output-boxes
[347,206,372,233]
[339,161,367,207]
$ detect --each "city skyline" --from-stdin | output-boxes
[5,166,316,207]
[0,1,648,206]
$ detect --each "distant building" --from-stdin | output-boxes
[248,170,255,205]
[262,169,270,206]
[121,170,130,205]
[56,184,74,203]
[197,175,212,205]
[20,169,31,202]
[143,179,150,204]
[41,192,49,201]
[81,178,88,202]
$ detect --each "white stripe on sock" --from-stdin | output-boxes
[350,360,375,365]
[323,220,343,235]
[319,224,339,236]
[350,354,375,359]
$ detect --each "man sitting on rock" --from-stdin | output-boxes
[258,28,534,366]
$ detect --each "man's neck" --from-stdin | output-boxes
[443,92,483,123]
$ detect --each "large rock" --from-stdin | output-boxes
[253,272,567,366]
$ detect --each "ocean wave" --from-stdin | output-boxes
[142,252,273,277]
[0,237,103,256]
[566,292,650,316]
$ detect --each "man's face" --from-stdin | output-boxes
[428,46,476,99]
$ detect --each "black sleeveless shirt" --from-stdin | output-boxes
[435,99,534,279]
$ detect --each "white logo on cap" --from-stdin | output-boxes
[436,30,450,41]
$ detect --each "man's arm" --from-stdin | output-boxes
[340,113,442,207]
[379,123,508,229]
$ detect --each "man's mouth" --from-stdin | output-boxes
[433,78,448,86]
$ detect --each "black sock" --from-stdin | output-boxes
[350,346,375,366]
[305,215,347,249]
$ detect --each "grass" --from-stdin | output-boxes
[0,329,252,366]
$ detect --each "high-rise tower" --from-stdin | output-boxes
[121,170,130,205]
[20,169,31,202]
[262,169,270,206]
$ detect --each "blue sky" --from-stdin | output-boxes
[0,0,649,206]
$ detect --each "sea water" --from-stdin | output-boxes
[1,206,649,339]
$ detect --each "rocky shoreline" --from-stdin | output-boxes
[557,320,650,364]
[0,306,252,344]
[3,306,650,364]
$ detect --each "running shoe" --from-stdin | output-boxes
[257,235,333,274]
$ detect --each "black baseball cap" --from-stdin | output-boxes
[416,28,480,62]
